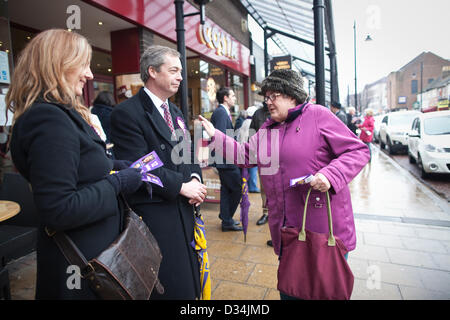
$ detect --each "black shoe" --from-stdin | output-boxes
[222,224,244,232]
[256,214,268,226]
[232,219,240,226]
[266,240,273,247]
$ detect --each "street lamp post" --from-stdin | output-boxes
[353,21,372,114]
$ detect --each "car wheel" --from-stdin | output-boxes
[387,137,395,155]
[417,154,429,179]
[408,150,416,164]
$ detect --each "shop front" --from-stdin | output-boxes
[86,0,251,128]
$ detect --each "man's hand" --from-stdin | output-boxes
[310,173,331,193]
[180,179,207,203]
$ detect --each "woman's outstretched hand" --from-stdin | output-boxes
[198,115,216,138]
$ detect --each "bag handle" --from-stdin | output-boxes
[298,187,336,246]
[46,193,130,278]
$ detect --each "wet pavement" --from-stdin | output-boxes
[6,144,450,300]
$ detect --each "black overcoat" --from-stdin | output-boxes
[110,88,201,300]
[10,102,121,299]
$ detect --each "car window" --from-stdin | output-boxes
[411,118,417,130]
[424,115,450,135]
[389,113,419,127]
[382,116,388,124]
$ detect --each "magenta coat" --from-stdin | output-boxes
[211,103,370,255]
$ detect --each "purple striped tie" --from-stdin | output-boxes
[161,103,175,136]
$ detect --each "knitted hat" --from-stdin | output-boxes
[259,69,308,105]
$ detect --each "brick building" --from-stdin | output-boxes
[386,52,450,110]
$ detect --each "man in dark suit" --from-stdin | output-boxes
[210,87,243,232]
[110,45,207,300]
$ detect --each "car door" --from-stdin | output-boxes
[380,115,389,144]
[409,118,419,157]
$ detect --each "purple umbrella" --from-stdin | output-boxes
[240,168,250,242]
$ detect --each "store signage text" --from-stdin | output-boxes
[270,55,292,72]
[197,22,237,60]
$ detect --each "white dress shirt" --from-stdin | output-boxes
[143,87,169,119]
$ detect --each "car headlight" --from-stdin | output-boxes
[424,144,445,153]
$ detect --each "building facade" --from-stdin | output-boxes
[386,52,450,111]
[417,66,450,112]
[361,77,387,115]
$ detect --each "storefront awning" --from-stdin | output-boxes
[240,0,339,102]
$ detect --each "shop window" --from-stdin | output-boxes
[230,73,244,114]
[411,80,418,94]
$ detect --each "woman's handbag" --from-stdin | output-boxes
[46,194,164,300]
[277,188,354,300]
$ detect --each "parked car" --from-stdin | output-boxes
[407,110,450,178]
[372,114,383,143]
[379,111,421,154]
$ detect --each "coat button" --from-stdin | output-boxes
[160,144,166,151]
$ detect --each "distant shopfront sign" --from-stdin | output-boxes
[398,96,407,104]
[270,55,292,72]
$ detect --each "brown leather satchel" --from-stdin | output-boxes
[46,194,164,300]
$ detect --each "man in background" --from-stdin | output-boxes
[330,101,348,125]
[210,87,243,232]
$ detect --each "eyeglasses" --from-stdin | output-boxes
[264,93,281,103]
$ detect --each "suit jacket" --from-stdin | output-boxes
[110,88,201,299]
[210,104,237,169]
[10,101,121,299]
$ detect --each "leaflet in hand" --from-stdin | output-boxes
[130,151,164,187]
[289,174,313,187]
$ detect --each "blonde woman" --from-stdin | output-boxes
[6,29,142,299]
[358,108,375,161]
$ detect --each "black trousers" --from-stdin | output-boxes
[217,167,242,226]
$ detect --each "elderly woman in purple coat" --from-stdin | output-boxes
[200,69,370,299]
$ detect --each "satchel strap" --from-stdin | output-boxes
[45,192,132,278]
[298,187,336,246]
[45,227,95,278]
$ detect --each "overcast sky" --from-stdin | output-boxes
[333,0,450,100]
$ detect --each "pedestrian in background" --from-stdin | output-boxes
[330,101,348,125]
[347,106,358,135]
[6,29,142,299]
[358,108,375,162]
[91,91,115,143]
[210,87,243,232]
[249,102,270,227]
[110,45,206,299]
[199,69,370,300]
[237,106,260,193]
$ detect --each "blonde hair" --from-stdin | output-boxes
[6,29,93,125]
[365,108,374,116]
